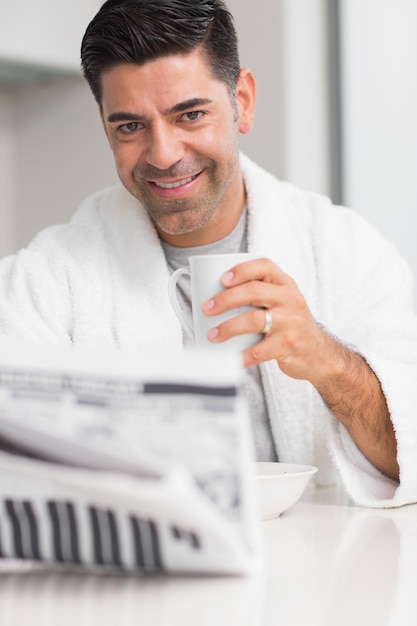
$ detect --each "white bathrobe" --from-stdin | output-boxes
[1,154,417,508]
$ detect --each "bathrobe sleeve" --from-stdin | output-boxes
[0,235,75,346]
[322,211,417,507]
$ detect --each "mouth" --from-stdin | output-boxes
[147,171,202,198]
[152,173,199,189]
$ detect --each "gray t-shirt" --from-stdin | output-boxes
[162,208,277,462]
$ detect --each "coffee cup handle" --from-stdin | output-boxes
[168,267,195,342]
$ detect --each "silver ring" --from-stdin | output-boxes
[262,310,272,334]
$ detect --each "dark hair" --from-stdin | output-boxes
[81,0,241,105]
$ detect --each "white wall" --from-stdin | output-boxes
[228,0,331,197]
[0,78,117,254]
[339,0,417,296]
[13,78,117,250]
[226,0,286,179]
[279,0,331,197]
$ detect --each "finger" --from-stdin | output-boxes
[206,307,270,343]
[242,336,279,368]
[202,279,288,316]
[221,257,291,288]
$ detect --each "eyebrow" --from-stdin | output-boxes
[107,98,213,123]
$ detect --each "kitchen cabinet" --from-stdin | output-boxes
[0,0,101,85]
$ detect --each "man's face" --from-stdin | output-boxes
[100,48,255,246]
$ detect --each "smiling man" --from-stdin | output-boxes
[1,0,417,509]
[99,53,251,245]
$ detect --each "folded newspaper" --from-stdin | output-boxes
[0,342,261,576]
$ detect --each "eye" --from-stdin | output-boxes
[118,121,143,134]
[180,111,205,122]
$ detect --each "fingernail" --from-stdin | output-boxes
[202,298,215,312]
[207,327,219,341]
[222,271,234,284]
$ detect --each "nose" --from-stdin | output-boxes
[145,121,185,171]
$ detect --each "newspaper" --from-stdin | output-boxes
[0,342,261,576]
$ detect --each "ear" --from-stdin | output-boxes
[236,68,256,135]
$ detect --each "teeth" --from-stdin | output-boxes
[154,175,196,189]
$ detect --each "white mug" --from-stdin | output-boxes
[168,252,263,352]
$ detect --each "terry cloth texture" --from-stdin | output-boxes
[1,153,417,508]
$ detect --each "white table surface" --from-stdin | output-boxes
[1,484,417,626]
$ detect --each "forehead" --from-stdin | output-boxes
[100,49,228,114]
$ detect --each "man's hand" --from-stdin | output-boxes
[202,258,399,481]
[202,257,325,376]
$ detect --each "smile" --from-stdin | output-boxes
[153,174,198,189]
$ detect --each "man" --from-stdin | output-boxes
[1,0,417,507]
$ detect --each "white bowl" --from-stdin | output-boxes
[256,462,318,520]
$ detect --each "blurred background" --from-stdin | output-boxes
[0,0,416,302]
